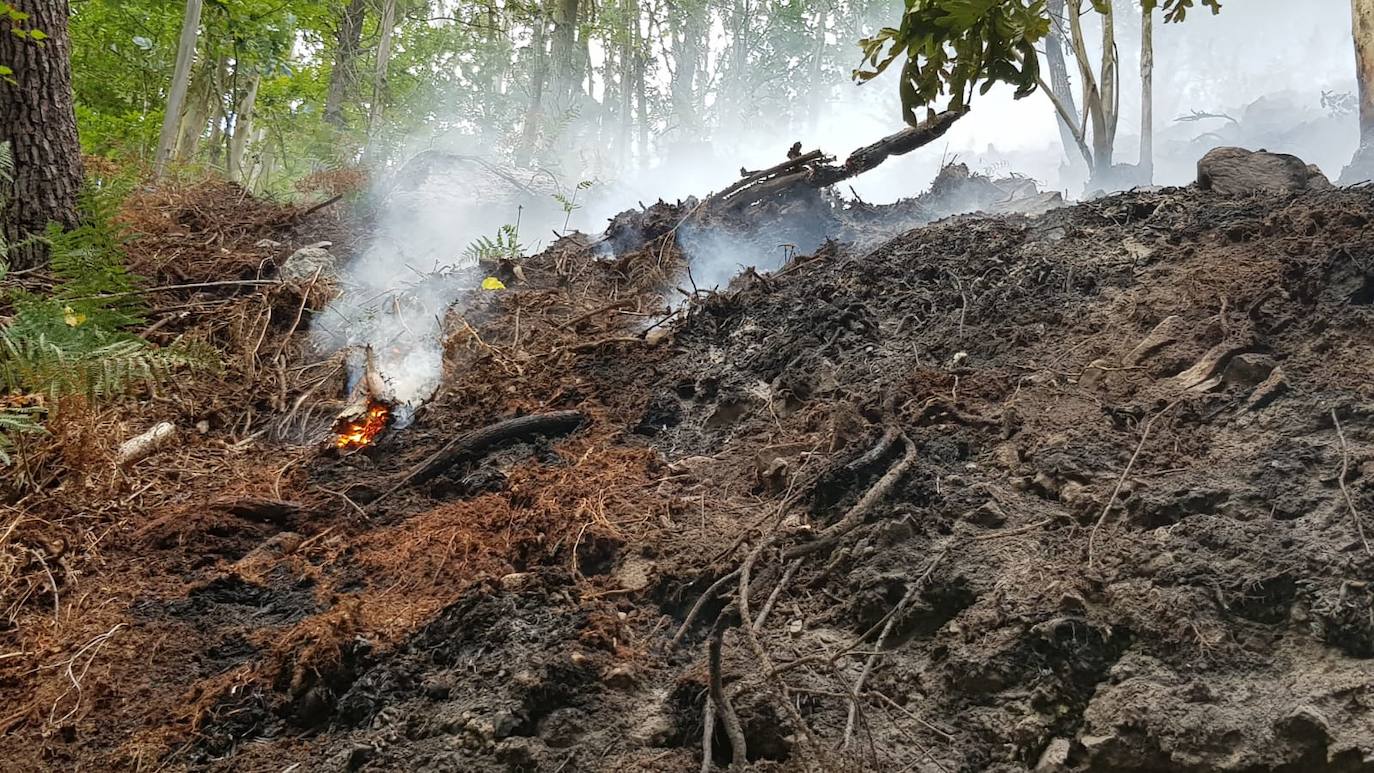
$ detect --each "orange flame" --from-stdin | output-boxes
[334,401,391,450]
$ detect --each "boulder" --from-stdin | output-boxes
[1197,147,1331,195]
[280,241,338,284]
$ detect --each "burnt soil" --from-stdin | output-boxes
[3,180,1374,773]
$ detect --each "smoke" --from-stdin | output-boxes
[315,0,1361,416]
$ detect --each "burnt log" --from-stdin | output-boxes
[710,108,968,214]
[370,410,586,508]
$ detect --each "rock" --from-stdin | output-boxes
[1197,147,1330,195]
[280,241,338,284]
[963,501,1007,528]
[1035,737,1072,772]
[602,664,637,689]
[500,572,537,592]
[1223,353,1277,388]
[1247,366,1288,410]
[611,556,654,593]
[1277,704,1330,738]
[421,675,453,699]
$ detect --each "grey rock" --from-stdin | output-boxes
[1197,147,1330,195]
[280,241,338,284]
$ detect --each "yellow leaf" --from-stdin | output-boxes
[63,306,86,327]
[481,277,506,291]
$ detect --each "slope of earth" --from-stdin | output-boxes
[3,181,1374,773]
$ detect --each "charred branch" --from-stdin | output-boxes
[370,410,586,508]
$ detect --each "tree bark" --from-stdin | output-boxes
[155,0,204,175]
[228,73,260,182]
[0,0,85,269]
[1045,0,1087,172]
[1343,0,1374,183]
[1140,5,1154,183]
[549,0,582,108]
[516,14,550,166]
[1355,0,1374,141]
[366,0,398,146]
[175,56,214,161]
[324,0,367,128]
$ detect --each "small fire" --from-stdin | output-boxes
[334,401,392,451]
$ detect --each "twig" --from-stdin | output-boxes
[1088,398,1184,569]
[63,279,280,302]
[292,193,344,221]
[1331,409,1372,555]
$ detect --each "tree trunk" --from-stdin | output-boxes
[1343,0,1374,183]
[516,14,550,166]
[0,0,85,269]
[668,1,707,135]
[1045,0,1087,172]
[550,0,582,109]
[1140,5,1154,183]
[324,0,367,128]
[228,74,261,182]
[206,54,229,166]
[155,0,204,175]
[175,57,214,161]
[366,0,398,146]
[1068,0,1112,184]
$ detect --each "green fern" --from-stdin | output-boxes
[0,164,216,466]
[463,223,526,264]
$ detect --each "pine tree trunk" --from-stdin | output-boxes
[0,0,85,269]
[324,0,367,128]
[1140,5,1154,183]
[155,0,204,175]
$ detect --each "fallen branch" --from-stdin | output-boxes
[370,411,585,508]
[713,109,969,214]
[116,422,177,468]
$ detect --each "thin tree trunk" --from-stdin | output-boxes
[1140,4,1154,183]
[175,57,213,161]
[325,0,367,128]
[206,54,229,166]
[0,0,84,269]
[550,0,582,108]
[155,0,204,175]
[516,15,550,166]
[228,74,261,182]
[366,0,398,146]
[1045,0,1086,171]
[1069,0,1111,182]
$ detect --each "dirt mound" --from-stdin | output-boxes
[3,182,1374,772]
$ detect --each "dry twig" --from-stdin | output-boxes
[1331,409,1372,555]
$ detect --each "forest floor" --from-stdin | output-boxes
[2,170,1374,773]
